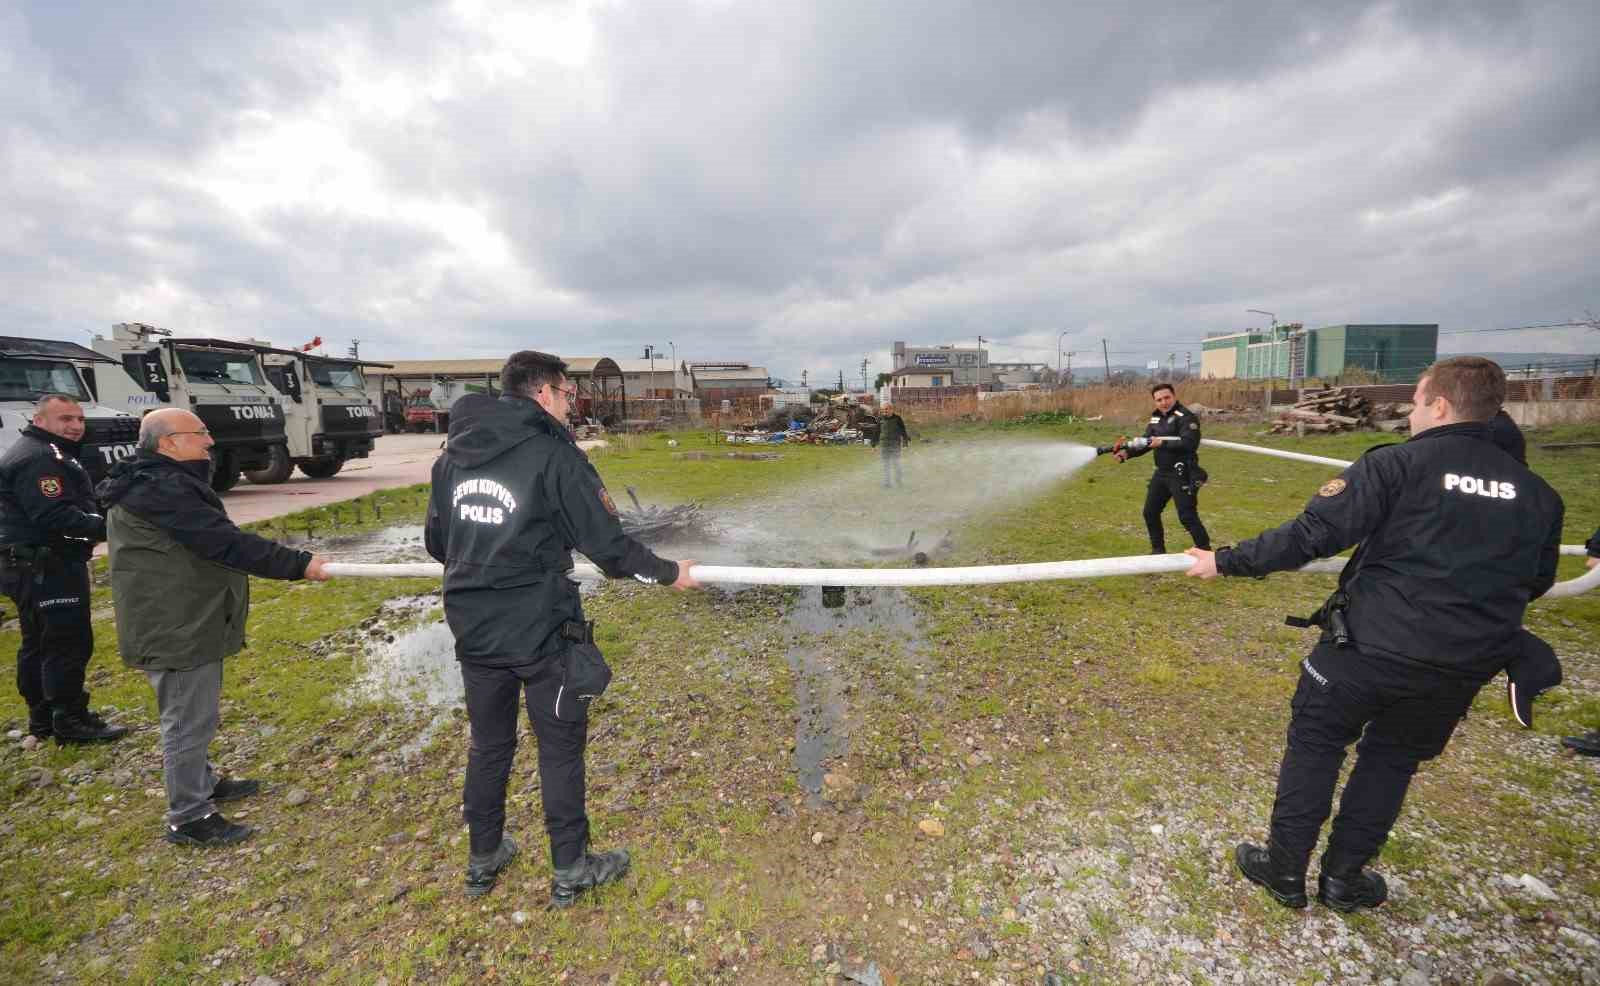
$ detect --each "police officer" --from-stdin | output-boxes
[1116,382,1211,553]
[1562,526,1600,756]
[1186,357,1564,912]
[877,403,912,488]
[0,394,127,744]
[425,350,701,904]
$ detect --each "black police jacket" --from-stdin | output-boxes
[1126,401,1201,473]
[1586,526,1599,559]
[1217,421,1565,678]
[0,425,105,558]
[424,394,679,665]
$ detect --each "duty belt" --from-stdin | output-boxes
[1286,590,1351,647]
[560,620,596,645]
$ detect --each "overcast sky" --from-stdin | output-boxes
[4,0,1597,384]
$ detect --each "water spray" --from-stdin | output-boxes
[321,436,1597,597]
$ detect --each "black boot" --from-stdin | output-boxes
[165,812,253,847]
[52,704,129,745]
[1561,730,1600,757]
[1234,842,1308,909]
[551,847,631,909]
[1318,860,1388,913]
[26,704,53,740]
[464,835,519,897]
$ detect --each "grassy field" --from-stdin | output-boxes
[2,420,1596,985]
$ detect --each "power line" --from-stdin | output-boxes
[1438,321,1590,335]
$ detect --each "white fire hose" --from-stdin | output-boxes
[321,436,1596,599]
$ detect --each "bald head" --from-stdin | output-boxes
[140,408,213,460]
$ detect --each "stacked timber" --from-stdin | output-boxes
[1267,388,1411,435]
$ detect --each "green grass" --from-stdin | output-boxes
[1,420,1596,984]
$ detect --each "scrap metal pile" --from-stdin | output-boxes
[1267,387,1411,435]
[722,397,880,446]
[619,487,708,540]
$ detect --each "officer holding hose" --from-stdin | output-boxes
[1185,357,1564,912]
[1114,382,1211,554]
[425,350,701,904]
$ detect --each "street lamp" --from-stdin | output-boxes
[643,345,658,397]
[667,340,677,395]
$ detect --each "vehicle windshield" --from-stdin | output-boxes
[0,359,90,402]
[309,362,367,391]
[176,348,263,385]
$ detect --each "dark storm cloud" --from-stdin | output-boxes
[2,0,1596,376]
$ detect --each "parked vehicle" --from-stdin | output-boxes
[89,322,287,492]
[0,336,140,484]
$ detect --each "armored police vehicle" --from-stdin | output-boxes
[89,322,287,492]
[0,337,140,484]
[243,348,389,483]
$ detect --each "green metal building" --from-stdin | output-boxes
[1202,324,1437,383]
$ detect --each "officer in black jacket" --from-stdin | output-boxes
[1186,357,1564,912]
[1562,526,1600,756]
[425,350,700,904]
[0,394,127,744]
[1116,382,1211,553]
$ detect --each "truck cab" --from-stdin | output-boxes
[0,337,140,484]
[245,350,389,483]
[89,323,288,492]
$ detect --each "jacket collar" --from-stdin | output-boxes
[1408,420,1489,444]
[23,424,83,456]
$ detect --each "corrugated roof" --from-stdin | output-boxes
[613,359,683,373]
[373,359,506,376]
[695,367,768,381]
[373,356,621,377]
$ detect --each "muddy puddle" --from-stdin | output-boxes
[781,586,927,808]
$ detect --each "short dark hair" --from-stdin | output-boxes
[500,350,569,398]
[1150,383,1175,397]
[34,393,81,414]
[1420,356,1504,422]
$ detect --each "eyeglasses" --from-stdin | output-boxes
[165,429,211,438]
[550,386,578,400]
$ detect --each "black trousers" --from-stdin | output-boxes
[1268,641,1482,875]
[1142,472,1210,552]
[459,656,589,866]
[2,555,94,713]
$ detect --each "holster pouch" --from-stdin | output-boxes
[553,621,611,723]
[1174,459,1208,494]
[1285,590,1351,647]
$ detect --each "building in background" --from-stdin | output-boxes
[990,361,1050,390]
[890,341,991,389]
[615,359,693,399]
[691,362,769,409]
[1202,324,1438,383]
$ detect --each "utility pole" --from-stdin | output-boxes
[1185,351,1192,379]
[859,356,872,391]
[801,369,807,389]
[1168,352,1176,380]
[1102,339,1112,385]
[837,369,845,392]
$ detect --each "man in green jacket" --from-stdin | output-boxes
[100,408,330,847]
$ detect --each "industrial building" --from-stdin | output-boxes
[1201,324,1438,383]
[889,341,991,388]
[690,362,769,407]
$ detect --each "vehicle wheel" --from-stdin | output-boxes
[243,445,293,485]
[210,451,241,493]
[298,456,344,479]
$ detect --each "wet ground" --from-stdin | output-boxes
[324,519,935,807]
[781,586,927,806]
